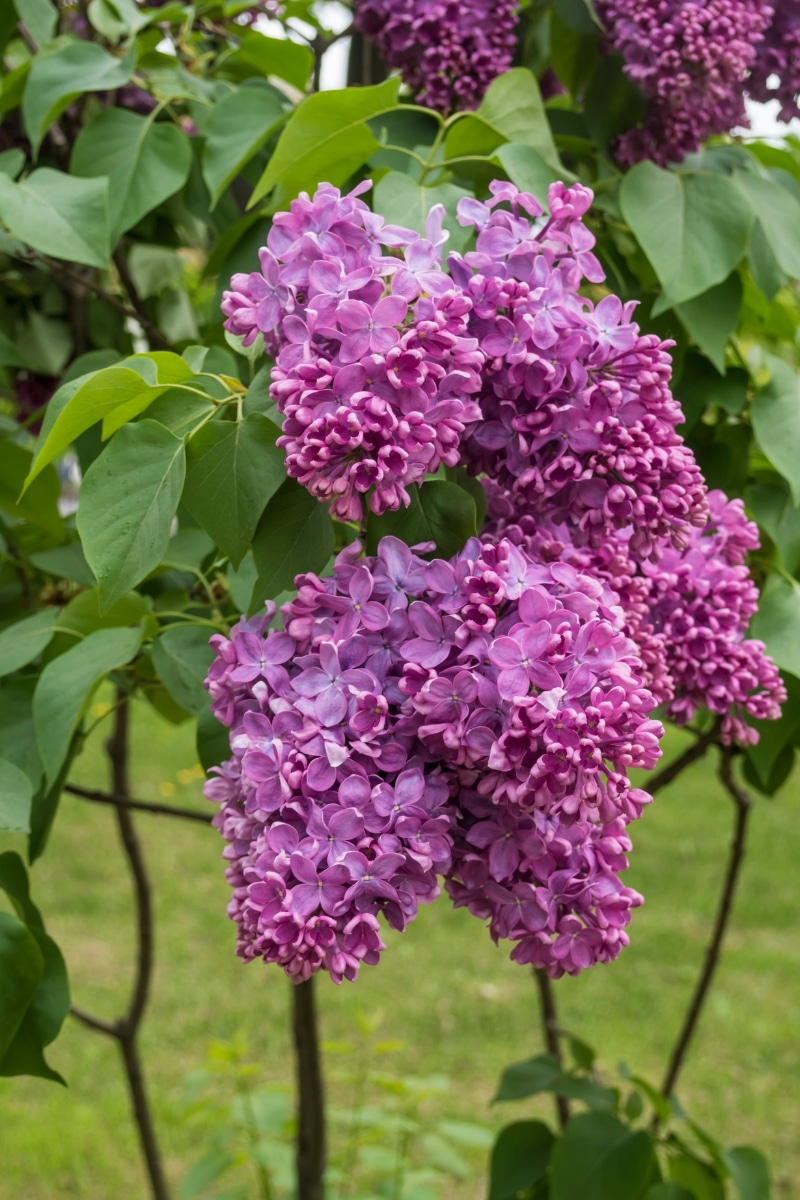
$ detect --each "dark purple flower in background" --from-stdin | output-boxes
[353,0,519,115]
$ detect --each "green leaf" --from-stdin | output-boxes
[551,1113,656,1200]
[33,626,142,785]
[13,0,58,48]
[71,108,192,242]
[553,1076,618,1111]
[723,1147,770,1200]
[0,759,33,833]
[227,29,313,91]
[182,413,287,568]
[675,274,742,374]
[0,441,63,538]
[196,701,230,773]
[250,479,335,610]
[0,911,42,1063]
[645,1187,695,1200]
[750,575,800,678]
[151,625,214,716]
[668,1154,724,1200]
[492,1055,563,1103]
[752,356,800,505]
[744,670,800,787]
[734,170,800,281]
[249,78,401,208]
[58,589,151,639]
[366,481,478,560]
[494,143,568,206]
[29,745,74,864]
[0,681,42,792]
[179,1150,237,1200]
[620,164,753,310]
[0,851,42,926]
[0,610,59,679]
[0,912,42,1075]
[445,69,562,170]
[0,327,29,368]
[373,173,473,252]
[0,168,110,268]
[746,484,800,575]
[23,39,134,152]
[676,355,748,432]
[77,420,186,611]
[26,366,173,487]
[128,245,184,299]
[488,1121,554,1200]
[202,81,287,207]
[0,931,68,1082]
[748,221,785,300]
[30,544,96,588]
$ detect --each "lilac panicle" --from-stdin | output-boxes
[205,534,660,982]
[485,483,785,747]
[748,0,800,122]
[222,178,708,558]
[452,180,708,559]
[594,0,772,166]
[353,0,519,115]
[221,182,483,522]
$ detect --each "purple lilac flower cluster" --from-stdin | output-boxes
[221,183,483,521]
[485,483,785,746]
[221,179,708,556]
[453,181,708,559]
[353,0,518,114]
[594,0,772,166]
[204,534,661,981]
[748,0,800,122]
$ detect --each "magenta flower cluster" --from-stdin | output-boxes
[352,0,518,114]
[221,179,707,556]
[485,485,786,747]
[205,535,661,982]
[594,0,772,166]
[222,183,483,521]
[748,0,800,122]
[451,182,707,558]
[214,178,784,986]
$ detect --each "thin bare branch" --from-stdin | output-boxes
[659,745,752,1101]
[647,720,722,796]
[66,782,213,825]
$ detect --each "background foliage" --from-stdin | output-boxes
[1,0,799,1197]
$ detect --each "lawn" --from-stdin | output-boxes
[2,696,798,1198]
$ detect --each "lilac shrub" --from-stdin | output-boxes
[594,0,772,166]
[352,0,519,114]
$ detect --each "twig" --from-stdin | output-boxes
[70,1004,118,1037]
[533,968,570,1130]
[659,746,752,1102]
[113,247,174,350]
[70,695,172,1200]
[647,721,722,796]
[293,977,326,1200]
[66,782,213,825]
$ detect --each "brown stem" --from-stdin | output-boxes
[533,968,569,1130]
[659,746,752,1102]
[293,977,326,1200]
[112,247,174,350]
[647,721,721,796]
[66,782,213,825]
[70,695,172,1200]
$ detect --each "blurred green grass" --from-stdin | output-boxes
[1,697,798,1198]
